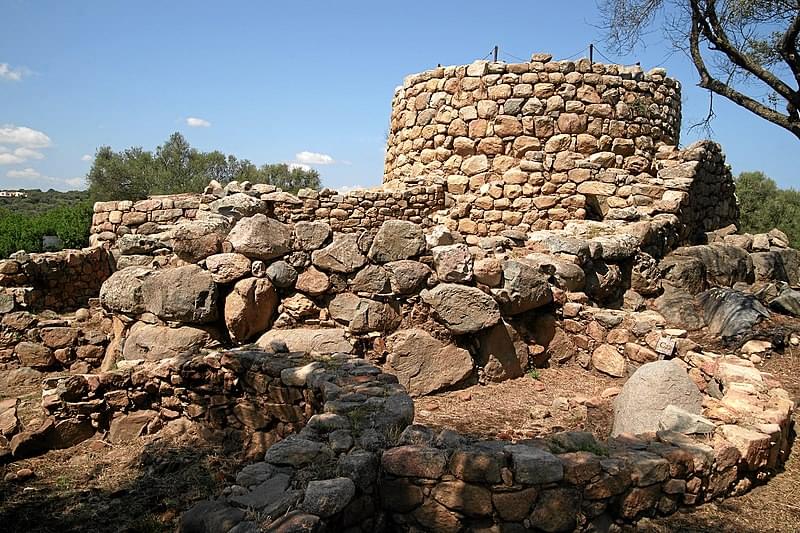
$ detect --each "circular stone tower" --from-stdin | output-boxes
[383,54,683,233]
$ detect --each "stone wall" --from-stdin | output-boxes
[30,345,793,532]
[0,302,111,373]
[383,56,737,241]
[0,247,114,312]
[89,185,446,248]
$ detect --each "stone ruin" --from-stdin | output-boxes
[1,55,799,532]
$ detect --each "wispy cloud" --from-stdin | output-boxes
[0,125,52,148]
[4,167,85,190]
[6,167,40,179]
[0,62,29,82]
[81,154,93,162]
[0,125,52,165]
[295,151,335,165]
[186,117,211,128]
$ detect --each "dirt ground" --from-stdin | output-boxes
[413,364,618,442]
[1,343,799,532]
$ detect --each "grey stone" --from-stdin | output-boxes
[475,321,528,382]
[658,405,715,435]
[421,284,501,334]
[122,323,211,360]
[751,251,789,282]
[301,477,356,517]
[385,260,432,294]
[142,265,218,323]
[311,233,367,273]
[179,500,245,533]
[386,328,474,396]
[699,287,770,338]
[654,286,705,331]
[368,220,425,263]
[229,473,293,511]
[257,328,353,354]
[672,244,754,286]
[208,193,265,219]
[265,260,298,288]
[770,285,800,316]
[659,255,707,295]
[227,214,292,260]
[100,267,155,315]
[264,435,328,467]
[294,221,331,251]
[224,277,278,343]
[116,234,167,255]
[432,244,473,282]
[351,264,389,293]
[204,253,251,284]
[504,444,564,484]
[493,260,552,315]
[612,360,703,436]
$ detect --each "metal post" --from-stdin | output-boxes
[589,43,594,65]
[493,45,498,63]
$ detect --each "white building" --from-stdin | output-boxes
[0,191,28,198]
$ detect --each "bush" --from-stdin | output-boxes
[0,201,93,258]
[735,171,800,248]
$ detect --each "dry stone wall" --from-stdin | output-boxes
[0,247,113,312]
[384,56,737,241]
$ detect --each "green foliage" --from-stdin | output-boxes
[735,171,800,248]
[86,132,321,201]
[0,199,93,258]
[527,368,541,380]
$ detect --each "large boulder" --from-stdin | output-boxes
[311,234,367,273]
[475,321,528,382]
[386,328,474,396]
[171,219,227,262]
[100,267,156,315]
[385,260,432,294]
[421,284,500,334]
[751,251,789,282]
[116,234,169,255]
[770,285,800,316]
[226,214,292,260]
[659,255,706,295]
[351,265,390,293]
[328,293,401,333]
[204,253,251,284]
[294,221,332,251]
[257,328,353,354]
[432,244,473,283]
[698,287,769,338]
[654,286,705,331]
[368,221,425,263]
[142,265,218,323]
[775,248,800,286]
[224,278,279,343]
[671,244,754,287]
[207,193,265,219]
[612,360,703,436]
[585,261,624,303]
[492,260,552,315]
[122,323,212,360]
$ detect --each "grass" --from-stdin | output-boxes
[527,368,541,380]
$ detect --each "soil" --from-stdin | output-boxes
[413,363,618,442]
[1,332,799,532]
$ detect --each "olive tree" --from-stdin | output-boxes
[599,0,800,139]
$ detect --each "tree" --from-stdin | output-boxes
[735,170,800,246]
[86,133,321,201]
[599,1,800,139]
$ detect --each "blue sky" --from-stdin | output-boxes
[1,0,798,192]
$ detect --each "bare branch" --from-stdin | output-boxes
[777,8,800,85]
[689,0,800,138]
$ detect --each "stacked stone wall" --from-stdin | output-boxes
[0,247,113,312]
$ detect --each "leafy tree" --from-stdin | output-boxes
[735,170,800,246]
[86,132,321,201]
[0,201,93,258]
[599,1,800,139]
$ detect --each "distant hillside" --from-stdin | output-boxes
[0,189,90,216]
[0,189,92,258]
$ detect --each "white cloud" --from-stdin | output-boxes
[81,154,93,162]
[13,147,44,160]
[4,167,85,190]
[288,163,312,172]
[6,167,41,179]
[186,117,211,128]
[295,151,335,165]
[0,63,28,81]
[0,153,25,165]
[0,125,52,147]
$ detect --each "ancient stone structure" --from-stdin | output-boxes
[385,57,737,242]
[2,55,798,532]
[0,247,113,312]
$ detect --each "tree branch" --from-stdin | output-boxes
[778,8,800,87]
[689,0,800,140]
[699,0,800,106]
